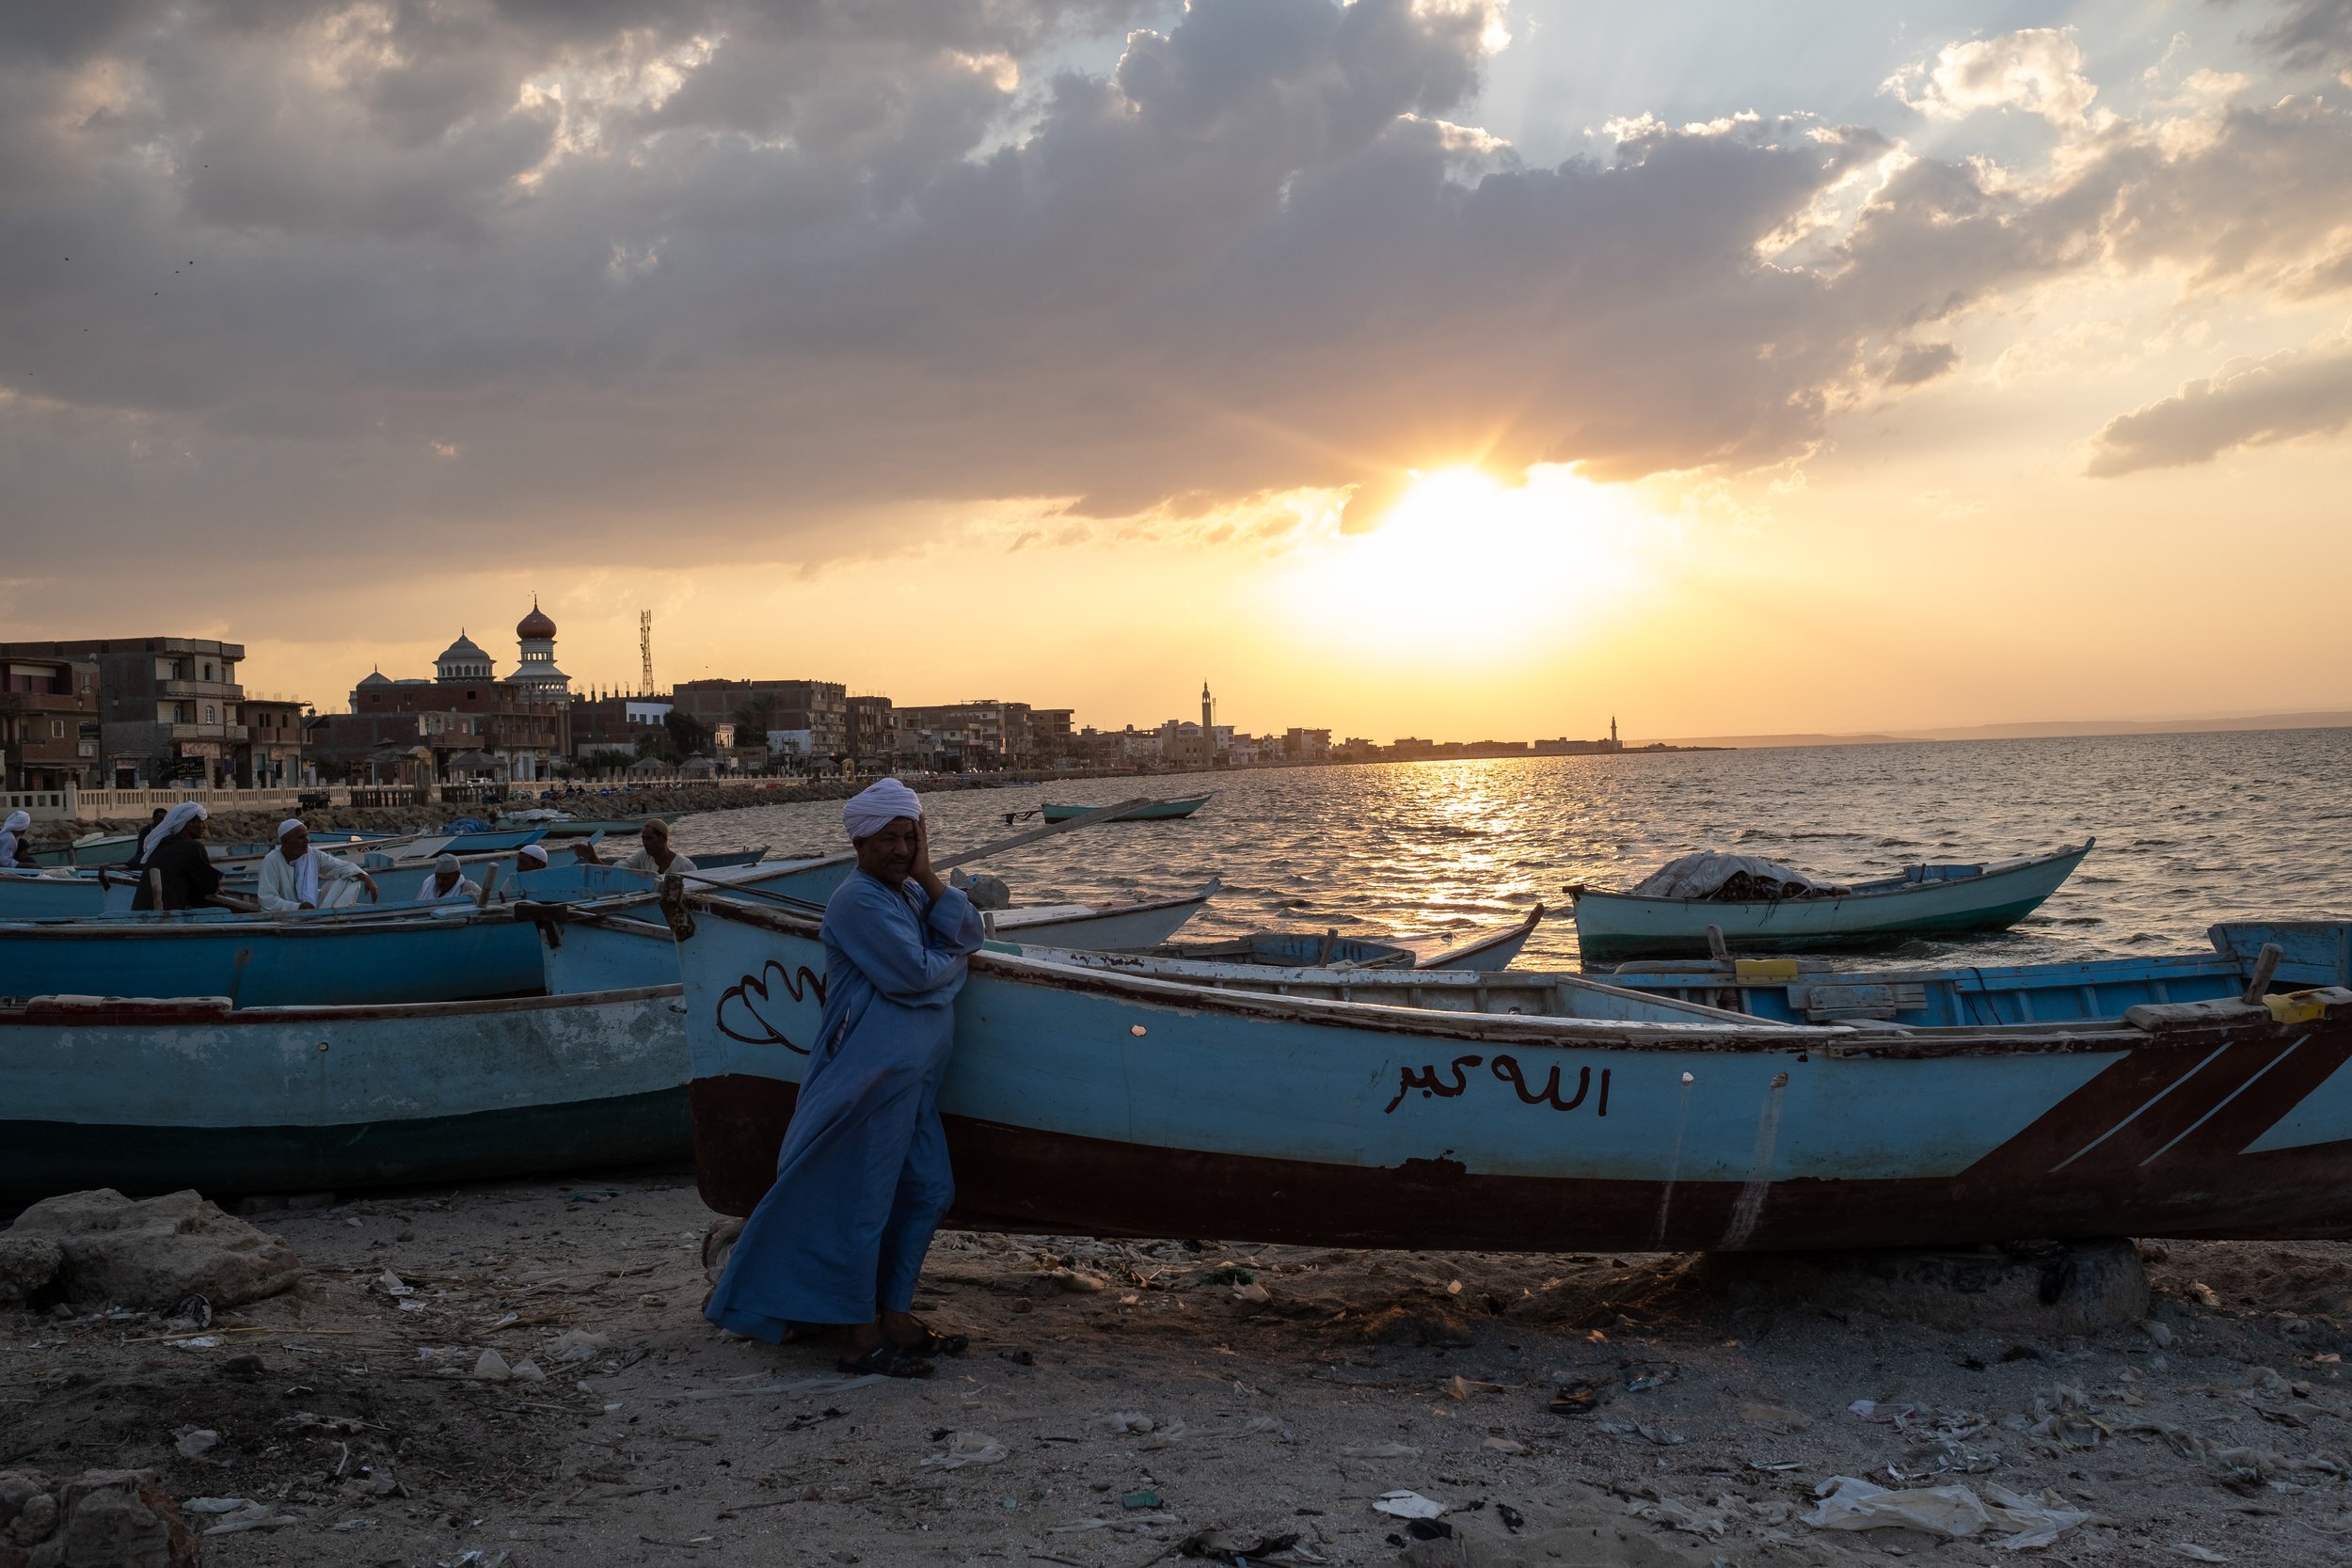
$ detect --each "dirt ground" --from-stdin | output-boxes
[8,1170,2352,1567]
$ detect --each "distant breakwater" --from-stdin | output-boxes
[40,766,1200,848]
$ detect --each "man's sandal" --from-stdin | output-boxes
[838,1340,934,1378]
[894,1327,969,1357]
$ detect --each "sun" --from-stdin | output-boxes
[1272,465,1656,661]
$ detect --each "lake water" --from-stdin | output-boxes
[671,727,2352,970]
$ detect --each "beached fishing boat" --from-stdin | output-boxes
[984,882,1217,950]
[0,905,546,1007]
[1416,905,1544,971]
[671,887,2352,1249]
[1039,794,1211,823]
[1567,842,2093,961]
[1600,921,2352,1027]
[0,986,688,1203]
[26,832,139,869]
[0,868,141,919]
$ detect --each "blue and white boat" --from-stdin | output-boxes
[1598,922,2352,1026]
[0,985,689,1203]
[669,887,2352,1250]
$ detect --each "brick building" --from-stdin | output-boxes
[0,652,101,790]
[0,636,246,786]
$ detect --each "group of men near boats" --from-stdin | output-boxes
[87,803,698,912]
[21,779,966,1377]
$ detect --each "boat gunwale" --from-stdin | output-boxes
[989,880,1219,930]
[682,891,2191,1059]
[2,982,682,1028]
[1416,903,1544,970]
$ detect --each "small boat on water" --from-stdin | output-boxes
[1416,905,1545,972]
[1601,921,2352,1027]
[984,882,1218,951]
[1038,794,1212,824]
[669,885,2352,1250]
[1567,841,2093,962]
[0,986,688,1204]
[26,832,140,869]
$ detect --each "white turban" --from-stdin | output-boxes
[435,853,461,872]
[518,844,548,866]
[843,778,921,841]
[3,811,28,834]
[144,801,207,858]
[277,817,306,841]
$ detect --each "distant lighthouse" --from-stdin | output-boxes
[1202,680,1214,734]
[1610,715,1619,750]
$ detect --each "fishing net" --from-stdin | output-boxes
[1627,851,1851,902]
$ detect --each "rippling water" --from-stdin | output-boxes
[671,728,2352,970]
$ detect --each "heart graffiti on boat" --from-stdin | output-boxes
[716,961,826,1053]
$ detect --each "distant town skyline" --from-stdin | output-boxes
[7,2,2352,737]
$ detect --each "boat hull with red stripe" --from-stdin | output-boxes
[674,892,2352,1250]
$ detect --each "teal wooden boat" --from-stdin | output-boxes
[671,887,2352,1249]
[0,905,548,1007]
[0,868,141,919]
[0,986,688,1203]
[27,832,139,868]
[1567,841,2092,961]
[1601,922,2352,1027]
[1040,794,1211,823]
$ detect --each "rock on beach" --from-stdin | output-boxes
[7,1190,299,1311]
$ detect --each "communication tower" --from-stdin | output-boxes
[639,610,655,696]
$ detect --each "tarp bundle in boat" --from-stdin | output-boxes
[1627,851,1851,902]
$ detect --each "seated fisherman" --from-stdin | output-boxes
[131,802,223,911]
[257,818,378,911]
[0,810,35,868]
[623,818,696,877]
[415,853,482,903]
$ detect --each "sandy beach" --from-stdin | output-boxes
[8,1167,2352,1567]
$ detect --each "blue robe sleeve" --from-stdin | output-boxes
[830,878,985,1003]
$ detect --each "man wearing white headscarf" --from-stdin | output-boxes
[706,775,983,1376]
[415,852,481,903]
[0,810,33,868]
[132,801,220,911]
[257,818,377,912]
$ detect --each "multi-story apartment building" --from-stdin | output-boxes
[238,699,309,787]
[898,699,1035,768]
[672,679,848,761]
[0,653,101,790]
[0,636,246,785]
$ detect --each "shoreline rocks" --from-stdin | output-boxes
[8,1191,300,1312]
[0,1470,199,1568]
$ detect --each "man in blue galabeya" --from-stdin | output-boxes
[703,776,986,1376]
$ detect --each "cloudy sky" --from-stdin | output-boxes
[5,0,2351,739]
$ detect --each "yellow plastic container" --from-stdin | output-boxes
[2265,991,2329,1025]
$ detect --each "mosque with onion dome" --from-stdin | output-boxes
[315,600,575,783]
